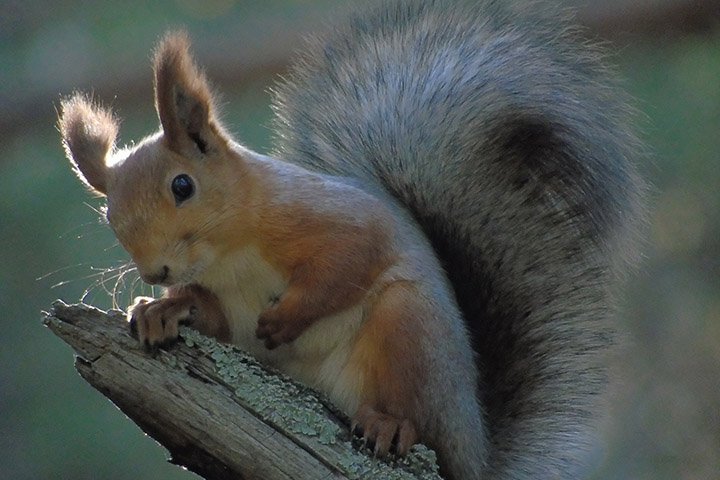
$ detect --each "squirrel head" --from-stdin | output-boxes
[59,31,254,287]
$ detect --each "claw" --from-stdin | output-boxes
[160,336,178,350]
[351,404,417,458]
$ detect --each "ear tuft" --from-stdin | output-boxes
[153,30,224,155]
[58,93,118,195]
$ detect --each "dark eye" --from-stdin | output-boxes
[171,174,194,205]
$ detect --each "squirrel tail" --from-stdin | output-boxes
[271,0,645,477]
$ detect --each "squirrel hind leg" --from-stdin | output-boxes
[342,280,428,455]
[344,276,487,479]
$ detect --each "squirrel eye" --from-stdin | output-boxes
[171,174,194,204]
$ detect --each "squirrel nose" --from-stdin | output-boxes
[143,265,169,285]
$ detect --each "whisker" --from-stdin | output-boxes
[112,264,139,309]
[130,273,146,298]
[48,266,125,289]
[57,222,106,240]
[103,241,124,252]
[84,201,108,221]
[36,262,94,281]
[73,230,113,240]
[95,271,128,294]
[80,284,93,303]
[46,261,137,309]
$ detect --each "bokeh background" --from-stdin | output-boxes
[1,0,718,478]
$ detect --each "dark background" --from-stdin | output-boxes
[1,1,718,478]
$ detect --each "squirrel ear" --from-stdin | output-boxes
[59,94,118,195]
[153,31,225,156]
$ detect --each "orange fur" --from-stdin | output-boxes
[169,284,231,342]
[60,30,456,464]
[153,31,227,156]
[348,280,428,452]
[59,94,118,194]
[253,175,395,347]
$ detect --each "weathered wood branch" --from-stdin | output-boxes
[43,301,442,480]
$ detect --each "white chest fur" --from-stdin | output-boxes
[200,246,287,350]
[199,245,365,415]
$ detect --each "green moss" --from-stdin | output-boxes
[179,327,442,479]
[181,328,341,445]
[335,443,440,480]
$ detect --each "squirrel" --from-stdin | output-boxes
[58,1,644,479]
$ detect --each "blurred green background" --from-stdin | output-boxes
[1,1,718,479]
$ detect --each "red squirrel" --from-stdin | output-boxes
[59,1,644,479]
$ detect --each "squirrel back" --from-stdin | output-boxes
[271,0,644,477]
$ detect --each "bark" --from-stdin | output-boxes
[43,301,441,480]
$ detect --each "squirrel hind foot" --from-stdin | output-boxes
[351,404,418,458]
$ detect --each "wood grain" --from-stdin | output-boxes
[43,301,442,480]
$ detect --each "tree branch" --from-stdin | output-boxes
[43,301,442,480]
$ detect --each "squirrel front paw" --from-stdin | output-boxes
[128,296,197,354]
[351,404,418,457]
[255,305,311,350]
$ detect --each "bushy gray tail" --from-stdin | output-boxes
[271,0,644,477]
